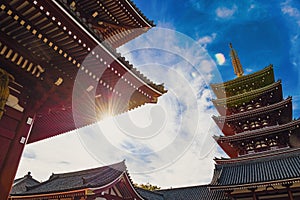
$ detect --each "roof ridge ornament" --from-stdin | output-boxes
[229,43,244,77]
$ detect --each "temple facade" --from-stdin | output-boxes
[0,0,166,199]
[209,44,300,199]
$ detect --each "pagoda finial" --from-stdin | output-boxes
[229,43,244,77]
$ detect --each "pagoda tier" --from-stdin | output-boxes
[209,149,300,198]
[214,118,300,158]
[212,97,292,136]
[0,1,166,199]
[212,80,283,116]
[210,65,274,99]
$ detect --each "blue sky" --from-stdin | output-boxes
[17,0,300,189]
[135,0,300,115]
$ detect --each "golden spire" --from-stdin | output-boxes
[229,43,244,77]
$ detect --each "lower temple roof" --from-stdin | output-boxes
[149,185,230,200]
[210,148,300,190]
[12,161,126,195]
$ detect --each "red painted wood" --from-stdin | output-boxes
[0,111,35,200]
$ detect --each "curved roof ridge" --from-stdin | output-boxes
[52,160,126,178]
[212,80,282,105]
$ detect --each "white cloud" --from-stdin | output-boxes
[17,28,224,188]
[216,5,237,19]
[248,4,255,12]
[280,0,300,93]
[197,33,217,48]
[281,0,300,26]
[17,131,100,181]
[245,68,253,73]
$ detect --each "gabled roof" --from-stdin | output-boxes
[210,149,300,190]
[16,161,126,195]
[10,173,40,195]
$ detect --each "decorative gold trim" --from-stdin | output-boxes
[0,68,13,119]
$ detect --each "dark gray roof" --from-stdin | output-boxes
[210,149,300,189]
[136,188,164,200]
[157,185,229,200]
[14,161,126,195]
[11,172,40,194]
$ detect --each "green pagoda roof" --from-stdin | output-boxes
[211,65,275,99]
[212,80,282,109]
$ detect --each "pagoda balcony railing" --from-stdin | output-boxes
[214,147,299,164]
[215,118,300,142]
[213,96,292,122]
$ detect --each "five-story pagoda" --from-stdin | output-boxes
[209,44,300,199]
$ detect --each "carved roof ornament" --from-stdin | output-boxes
[230,43,244,77]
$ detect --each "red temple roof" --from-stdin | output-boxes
[0,1,166,199]
[59,0,155,48]
[0,0,166,143]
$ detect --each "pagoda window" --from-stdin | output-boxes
[255,102,261,108]
[247,104,253,110]
[246,143,254,151]
[255,140,267,150]
[262,120,268,126]
[255,121,260,128]
[240,106,245,112]
[269,139,277,147]
[242,124,249,130]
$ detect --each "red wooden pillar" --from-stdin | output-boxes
[283,183,294,200]
[248,188,258,200]
[0,109,35,200]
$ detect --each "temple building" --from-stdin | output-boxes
[9,161,145,200]
[209,44,300,199]
[0,0,166,199]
